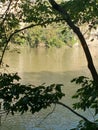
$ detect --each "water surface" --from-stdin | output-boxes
[0,45,98,130]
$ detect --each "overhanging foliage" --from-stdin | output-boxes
[0,73,65,115]
[71,76,98,115]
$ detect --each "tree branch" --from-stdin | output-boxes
[56,102,94,123]
[48,0,98,81]
[0,0,12,25]
[37,104,56,126]
[0,18,64,65]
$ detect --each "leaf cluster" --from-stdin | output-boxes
[71,120,98,130]
[0,0,98,48]
[20,0,61,25]
[0,73,65,115]
[71,76,98,115]
[62,0,98,26]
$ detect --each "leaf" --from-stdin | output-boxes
[55,84,63,92]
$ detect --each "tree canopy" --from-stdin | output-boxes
[0,0,98,50]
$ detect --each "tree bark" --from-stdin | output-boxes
[48,0,98,81]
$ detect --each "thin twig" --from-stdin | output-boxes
[0,0,12,25]
[36,104,56,126]
[29,104,56,129]
[88,108,95,122]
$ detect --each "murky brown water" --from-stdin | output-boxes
[0,45,98,130]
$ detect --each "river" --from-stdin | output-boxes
[0,44,98,130]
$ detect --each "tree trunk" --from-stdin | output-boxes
[48,0,98,81]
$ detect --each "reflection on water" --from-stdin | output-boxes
[1,45,98,130]
[3,46,88,73]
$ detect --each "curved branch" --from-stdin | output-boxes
[0,23,37,65]
[56,102,93,123]
[48,0,98,81]
[0,18,64,65]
